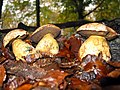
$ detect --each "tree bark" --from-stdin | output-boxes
[73,0,84,19]
[0,0,3,19]
[36,0,40,27]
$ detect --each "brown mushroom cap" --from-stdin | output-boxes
[3,29,29,47]
[76,23,117,40]
[30,24,61,43]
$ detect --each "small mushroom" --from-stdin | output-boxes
[77,23,118,62]
[30,24,61,43]
[36,33,59,57]
[12,39,39,62]
[3,29,29,47]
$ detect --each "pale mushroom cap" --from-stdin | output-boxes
[3,29,28,47]
[30,24,61,43]
[77,23,117,40]
[77,23,107,32]
[105,26,118,40]
[12,39,36,62]
[79,35,111,62]
[36,33,59,56]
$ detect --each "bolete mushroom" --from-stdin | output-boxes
[3,29,29,47]
[77,23,117,40]
[77,23,118,62]
[30,24,61,43]
[12,39,40,62]
[35,33,59,57]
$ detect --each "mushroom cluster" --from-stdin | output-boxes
[3,23,117,64]
[3,24,61,63]
[76,23,117,62]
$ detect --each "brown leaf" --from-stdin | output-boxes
[1,45,15,60]
[107,69,120,78]
[41,70,68,88]
[56,46,75,60]
[0,56,6,64]
[4,76,25,90]
[108,61,120,68]
[0,65,6,86]
[17,84,33,90]
[56,34,83,62]
[4,60,47,80]
[66,77,101,90]
[65,34,83,58]
[80,54,113,80]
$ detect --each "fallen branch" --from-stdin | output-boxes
[0,18,120,34]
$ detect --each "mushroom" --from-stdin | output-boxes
[77,23,117,40]
[77,23,118,62]
[3,29,29,47]
[12,39,40,62]
[36,33,59,57]
[30,24,61,43]
[79,35,111,62]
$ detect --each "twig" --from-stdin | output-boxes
[83,0,104,18]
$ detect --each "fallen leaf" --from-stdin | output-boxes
[0,65,6,86]
[17,84,33,90]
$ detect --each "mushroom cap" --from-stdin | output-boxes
[76,23,117,40]
[30,24,61,43]
[12,39,36,62]
[3,29,29,47]
[36,33,59,57]
[79,35,111,62]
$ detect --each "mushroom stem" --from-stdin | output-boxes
[36,33,59,57]
[12,39,37,62]
[79,35,111,62]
